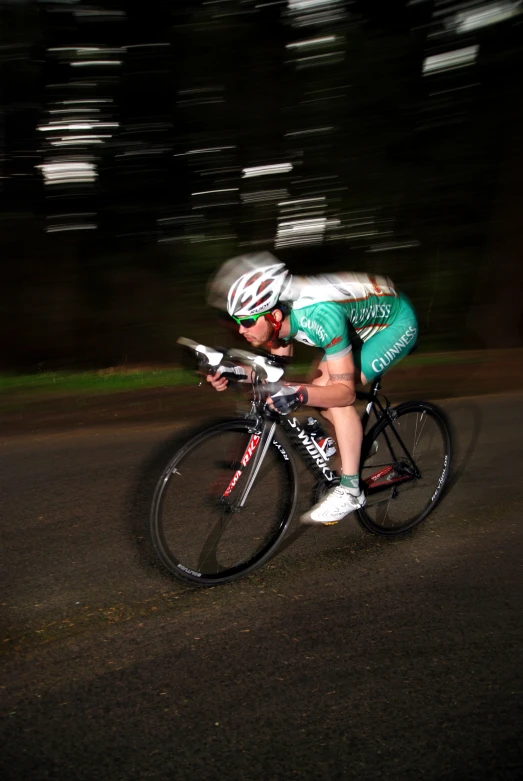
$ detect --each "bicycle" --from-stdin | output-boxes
[149,337,452,586]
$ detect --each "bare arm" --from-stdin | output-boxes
[300,352,356,408]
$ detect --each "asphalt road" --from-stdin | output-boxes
[1,393,522,781]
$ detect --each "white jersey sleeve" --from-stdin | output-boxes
[286,272,398,310]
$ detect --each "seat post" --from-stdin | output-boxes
[370,375,382,398]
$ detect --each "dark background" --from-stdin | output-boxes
[1,0,523,371]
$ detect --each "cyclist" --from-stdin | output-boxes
[206,252,418,525]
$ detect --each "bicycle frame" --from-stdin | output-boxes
[175,338,422,506]
[358,380,422,482]
[229,374,423,509]
[278,377,393,488]
[224,376,371,505]
[357,377,387,431]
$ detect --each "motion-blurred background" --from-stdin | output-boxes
[1,0,522,372]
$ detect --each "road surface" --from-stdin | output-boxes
[1,393,522,780]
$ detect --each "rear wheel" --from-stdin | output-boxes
[358,402,451,535]
[149,419,298,585]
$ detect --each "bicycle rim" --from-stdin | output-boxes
[150,420,298,585]
[358,402,451,535]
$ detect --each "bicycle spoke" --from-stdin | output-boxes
[413,410,428,455]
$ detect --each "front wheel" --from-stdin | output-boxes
[358,401,451,535]
[149,419,298,585]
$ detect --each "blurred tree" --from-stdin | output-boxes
[1,0,523,369]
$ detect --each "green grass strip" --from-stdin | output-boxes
[0,369,198,396]
[0,352,484,397]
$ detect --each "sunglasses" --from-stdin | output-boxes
[231,311,270,328]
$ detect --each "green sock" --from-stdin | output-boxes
[341,473,360,494]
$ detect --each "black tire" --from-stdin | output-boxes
[357,401,451,536]
[149,419,299,585]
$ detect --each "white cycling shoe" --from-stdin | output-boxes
[300,485,366,526]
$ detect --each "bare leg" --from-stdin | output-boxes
[328,405,362,475]
[312,362,368,476]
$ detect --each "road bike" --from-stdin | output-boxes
[149,338,452,586]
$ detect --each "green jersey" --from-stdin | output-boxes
[283,272,403,359]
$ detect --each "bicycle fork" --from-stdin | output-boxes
[222,421,277,510]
